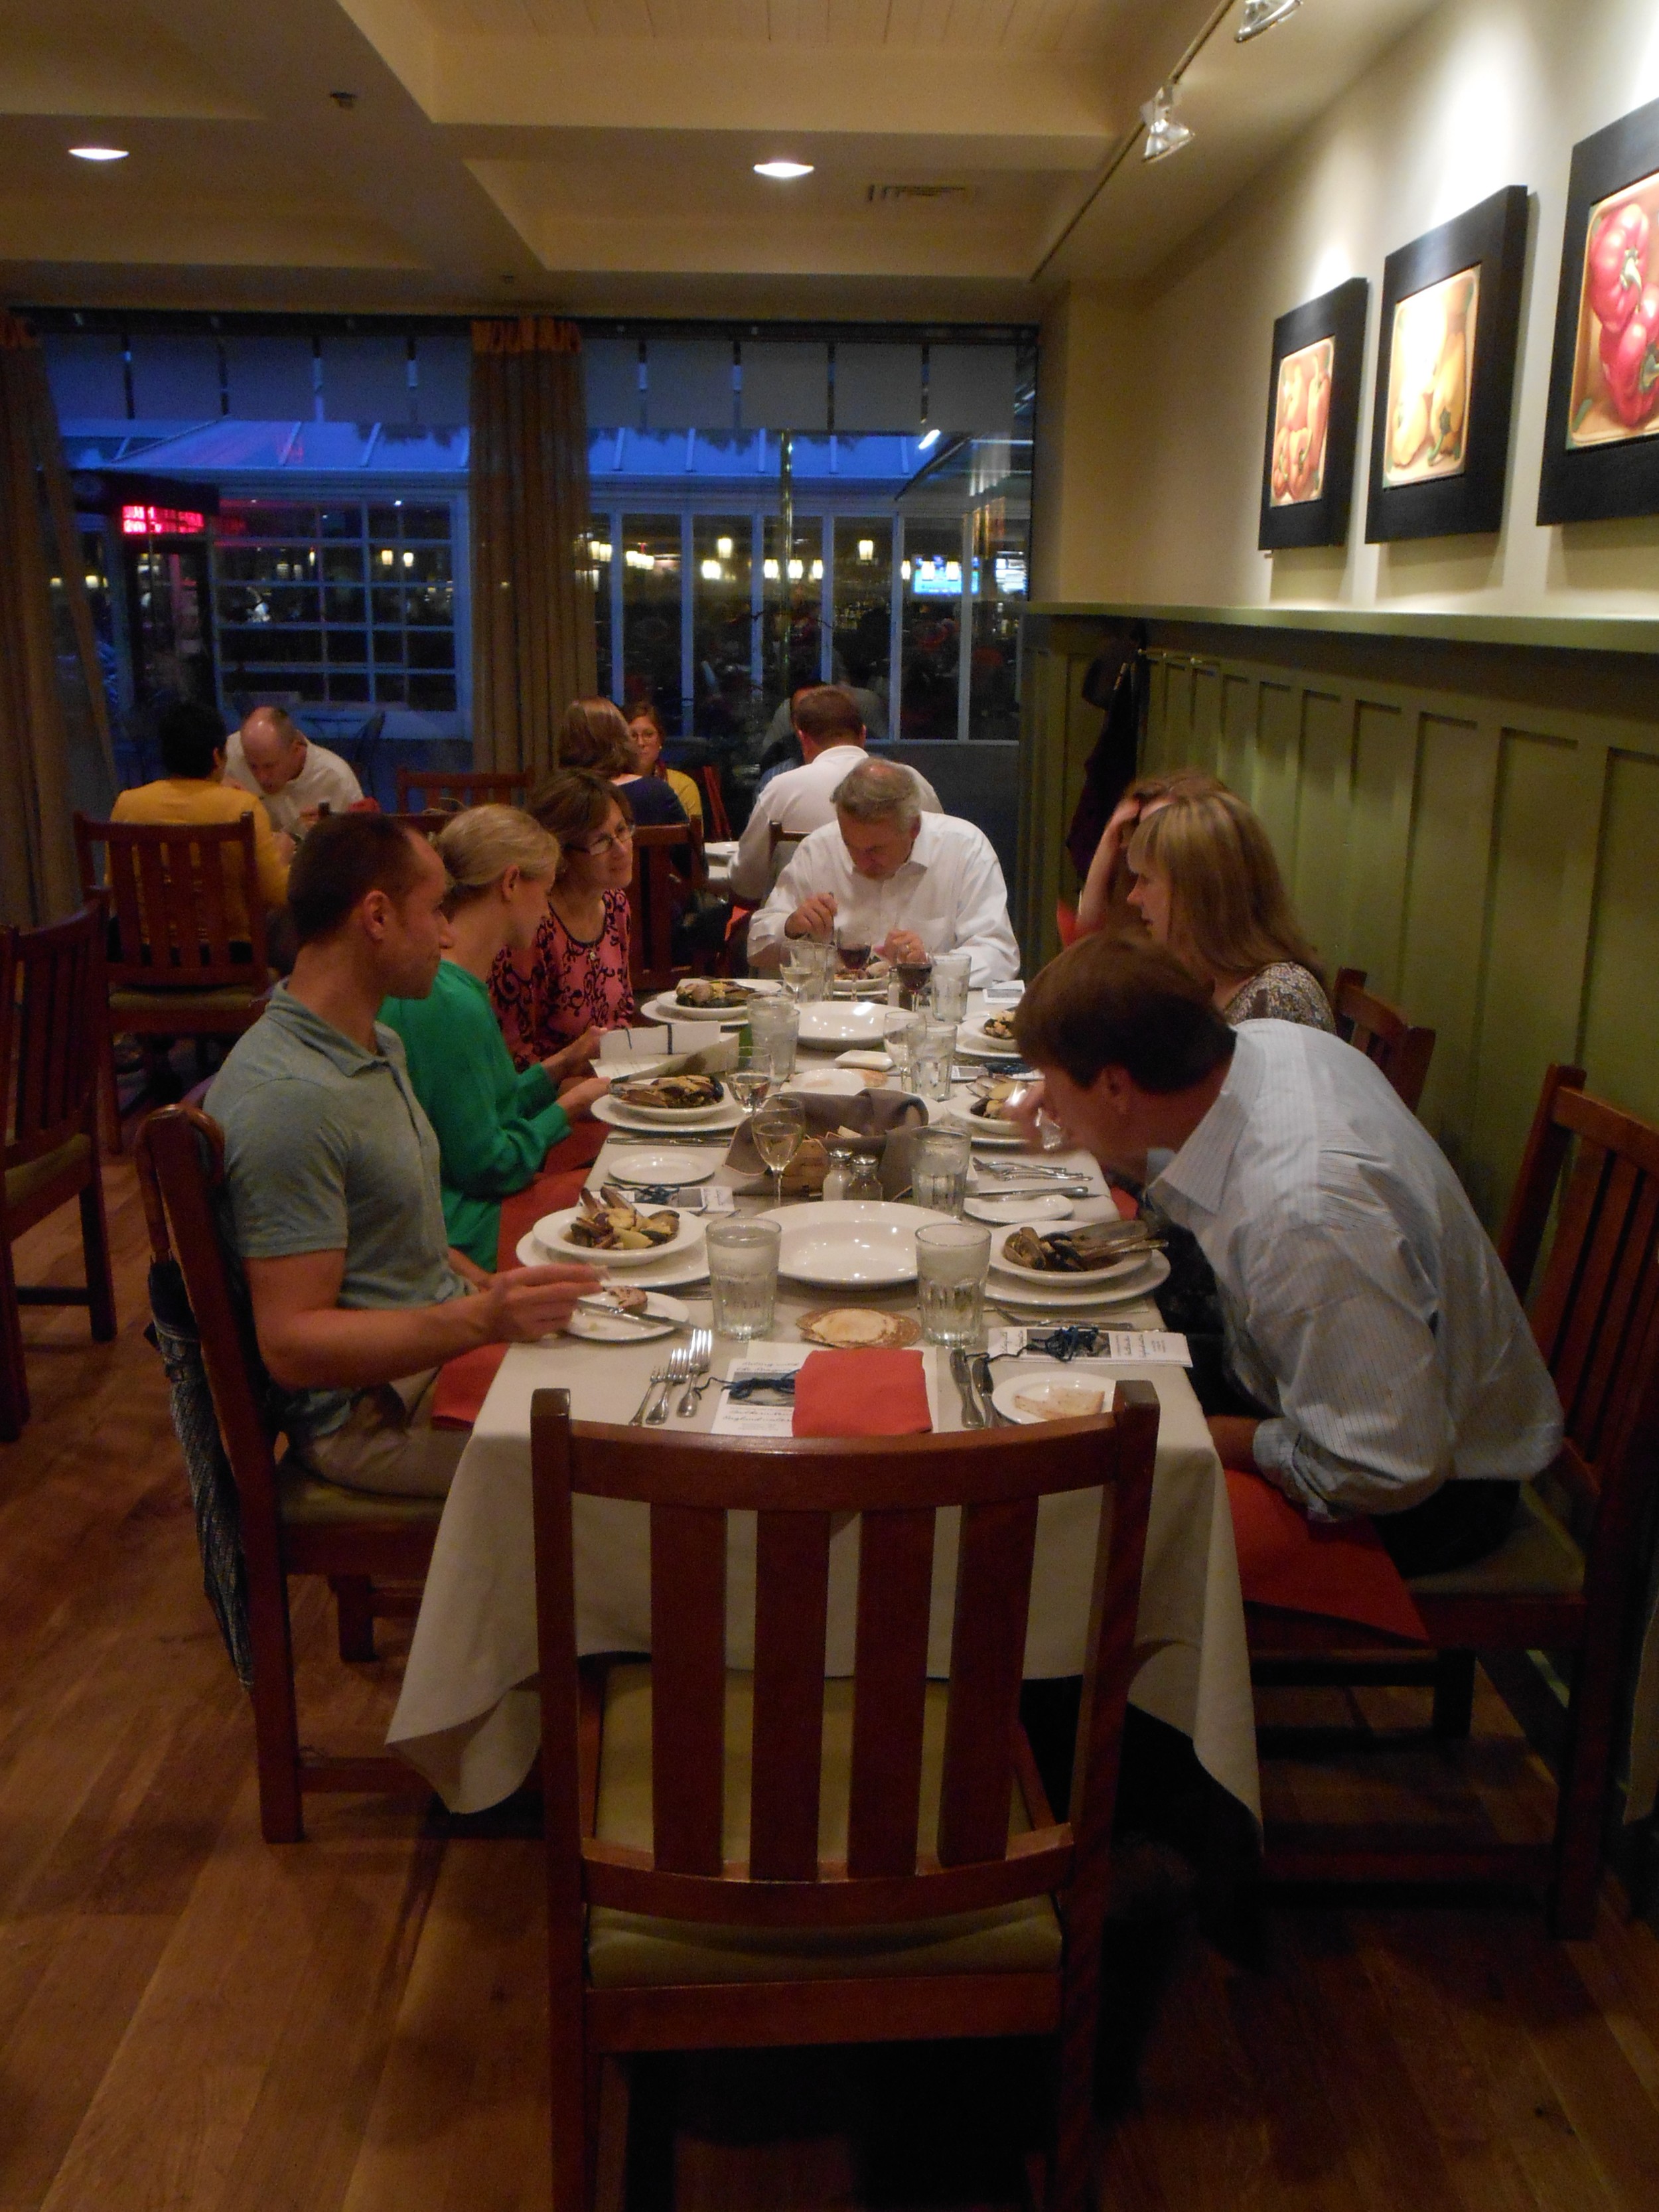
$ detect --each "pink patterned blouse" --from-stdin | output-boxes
[489,889,636,1070]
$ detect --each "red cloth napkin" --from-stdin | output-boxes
[792,1349,933,1438]
[432,1341,508,1430]
[1224,1465,1428,1641]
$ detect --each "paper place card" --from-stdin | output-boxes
[710,1347,810,1437]
[601,1023,707,1060]
[979,982,1025,1005]
[987,1328,1190,1366]
[699,1185,735,1213]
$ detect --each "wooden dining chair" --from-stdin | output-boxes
[74,812,275,1152]
[1331,966,1436,1112]
[766,821,806,890]
[135,1105,440,1840]
[395,766,532,813]
[626,820,711,994]
[530,1381,1161,2212]
[691,761,732,840]
[1249,1064,1659,1935]
[0,904,117,1440]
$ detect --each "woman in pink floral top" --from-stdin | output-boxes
[490,771,638,1069]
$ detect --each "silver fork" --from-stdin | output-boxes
[646,1344,695,1426]
[628,1362,675,1426]
[674,1326,714,1416]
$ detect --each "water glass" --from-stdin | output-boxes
[725,1053,774,1114]
[780,938,830,1002]
[930,952,972,1024]
[914,1018,958,1104]
[914,1222,990,1350]
[910,1126,970,1217]
[706,1218,781,1341]
[883,1009,922,1090]
[749,995,800,1078]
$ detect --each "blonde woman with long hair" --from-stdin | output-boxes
[1125,786,1333,1029]
[382,806,609,1268]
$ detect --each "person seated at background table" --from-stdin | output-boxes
[113,696,293,921]
[1122,784,1333,1029]
[746,757,1020,983]
[1013,933,1562,1575]
[728,684,943,902]
[207,813,600,1499]
[490,769,635,1072]
[559,696,686,827]
[1074,768,1223,937]
[224,704,362,840]
[381,806,610,1272]
[626,702,703,824]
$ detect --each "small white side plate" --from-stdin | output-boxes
[963,1191,1074,1226]
[991,1363,1118,1424]
[565,1291,691,1343]
[599,1145,719,1187]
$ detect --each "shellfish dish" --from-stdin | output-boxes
[566,1187,682,1252]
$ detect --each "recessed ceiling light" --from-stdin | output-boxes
[1237,0,1303,40]
[754,160,814,181]
[70,145,128,163]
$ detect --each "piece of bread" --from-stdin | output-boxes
[811,1309,893,1347]
[1014,1382,1105,1422]
[596,1285,649,1315]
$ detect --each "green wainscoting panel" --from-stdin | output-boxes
[1019,613,1659,1234]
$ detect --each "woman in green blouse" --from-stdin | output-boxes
[383,806,609,1269]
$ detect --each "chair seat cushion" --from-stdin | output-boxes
[109,984,268,1015]
[1407,1481,1583,1598]
[586,1665,1062,1989]
[5,1134,90,1215]
[275,1461,444,1529]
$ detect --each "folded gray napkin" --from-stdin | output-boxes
[725,1088,929,1199]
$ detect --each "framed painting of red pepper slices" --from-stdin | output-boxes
[1364,184,1529,543]
[1539,95,1659,523]
[1258,277,1369,550]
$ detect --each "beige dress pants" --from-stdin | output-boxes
[299,1368,467,1499]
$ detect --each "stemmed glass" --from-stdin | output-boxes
[725,1053,773,1114]
[752,1096,807,1208]
[835,922,872,982]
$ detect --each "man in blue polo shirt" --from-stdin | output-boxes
[208,812,599,1496]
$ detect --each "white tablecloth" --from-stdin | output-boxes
[386,1011,1259,1823]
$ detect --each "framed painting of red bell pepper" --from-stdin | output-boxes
[1258,277,1369,550]
[1364,185,1529,542]
[1539,96,1659,522]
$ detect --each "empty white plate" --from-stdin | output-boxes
[599,1144,719,1187]
[797,1001,892,1047]
[757,1199,951,1288]
[963,1191,1074,1226]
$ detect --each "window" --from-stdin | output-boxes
[898,518,964,743]
[831,518,893,737]
[214,497,457,709]
[618,515,681,729]
[691,516,753,739]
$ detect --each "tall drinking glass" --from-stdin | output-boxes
[706,1219,780,1341]
[752,1096,807,1207]
[930,952,972,1024]
[910,1127,971,1217]
[780,939,830,1003]
[725,1053,774,1115]
[915,1222,990,1350]
[914,1018,957,1104]
[883,1009,922,1091]
[749,996,800,1079]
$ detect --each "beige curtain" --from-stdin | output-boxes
[0,311,116,926]
[469,317,597,782]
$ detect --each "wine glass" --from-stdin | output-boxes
[726,1053,773,1114]
[752,1097,807,1208]
[835,922,872,982]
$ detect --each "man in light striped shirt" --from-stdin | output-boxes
[1014,936,1562,1575]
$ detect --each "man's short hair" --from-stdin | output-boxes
[157,698,227,780]
[832,757,921,826]
[793,684,865,747]
[1015,934,1236,1094]
[288,813,429,947]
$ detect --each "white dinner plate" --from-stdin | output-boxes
[593,1094,743,1135]
[991,1363,1120,1425]
[641,983,778,1025]
[783,1067,867,1097]
[797,1001,892,1047]
[940,1102,1030,1149]
[989,1224,1151,1286]
[606,1079,733,1126]
[757,1199,952,1288]
[565,1291,691,1343]
[531,1205,705,1269]
[985,1253,1170,1310]
[956,1026,1025,1060]
[963,1191,1074,1227]
[515,1232,710,1290]
[596,1143,718,1187]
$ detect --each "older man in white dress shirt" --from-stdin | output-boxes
[225,706,362,840]
[746,757,1020,984]
[1015,934,1561,1576]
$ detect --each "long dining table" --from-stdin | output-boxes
[386,1002,1262,1826]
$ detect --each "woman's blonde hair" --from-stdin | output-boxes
[1127,787,1324,990]
[434,804,560,909]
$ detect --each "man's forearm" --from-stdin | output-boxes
[259,1293,489,1392]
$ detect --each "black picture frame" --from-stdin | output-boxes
[1364,184,1529,543]
[1538,96,1659,525]
[1258,277,1369,550]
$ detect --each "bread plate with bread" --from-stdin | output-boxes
[989,1365,1118,1425]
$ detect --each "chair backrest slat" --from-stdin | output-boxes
[628,825,693,992]
[1551,1149,1639,1425]
[396,767,531,812]
[847,1507,936,1878]
[937,1495,1040,1868]
[1573,1171,1659,1465]
[1331,966,1436,1113]
[749,1509,832,1880]
[3,905,106,1167]
[1528,1138,1608,1364]
[648,1503,728,1874]
[194,830,235,970]
[74,816,267,988]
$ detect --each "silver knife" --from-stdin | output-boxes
[950,1348,989,1428]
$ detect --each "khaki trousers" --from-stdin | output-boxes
[299,1368,466,1499]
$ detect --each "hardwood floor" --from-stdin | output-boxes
[5,1161,1659,2211]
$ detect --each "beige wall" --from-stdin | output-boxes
[1033,0,1659,619]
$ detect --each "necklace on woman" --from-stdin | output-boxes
[551,883,605,944]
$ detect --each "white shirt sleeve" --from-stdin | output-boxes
[948,834,1021,985]
[745,844,820,970]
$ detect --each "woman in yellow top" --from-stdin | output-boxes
[111,697,290,936]
[626,703,703,823]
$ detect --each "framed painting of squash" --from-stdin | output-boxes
[1538,95,1659,523]
[1364,185,1529,542]
[1258,277,1369,550]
